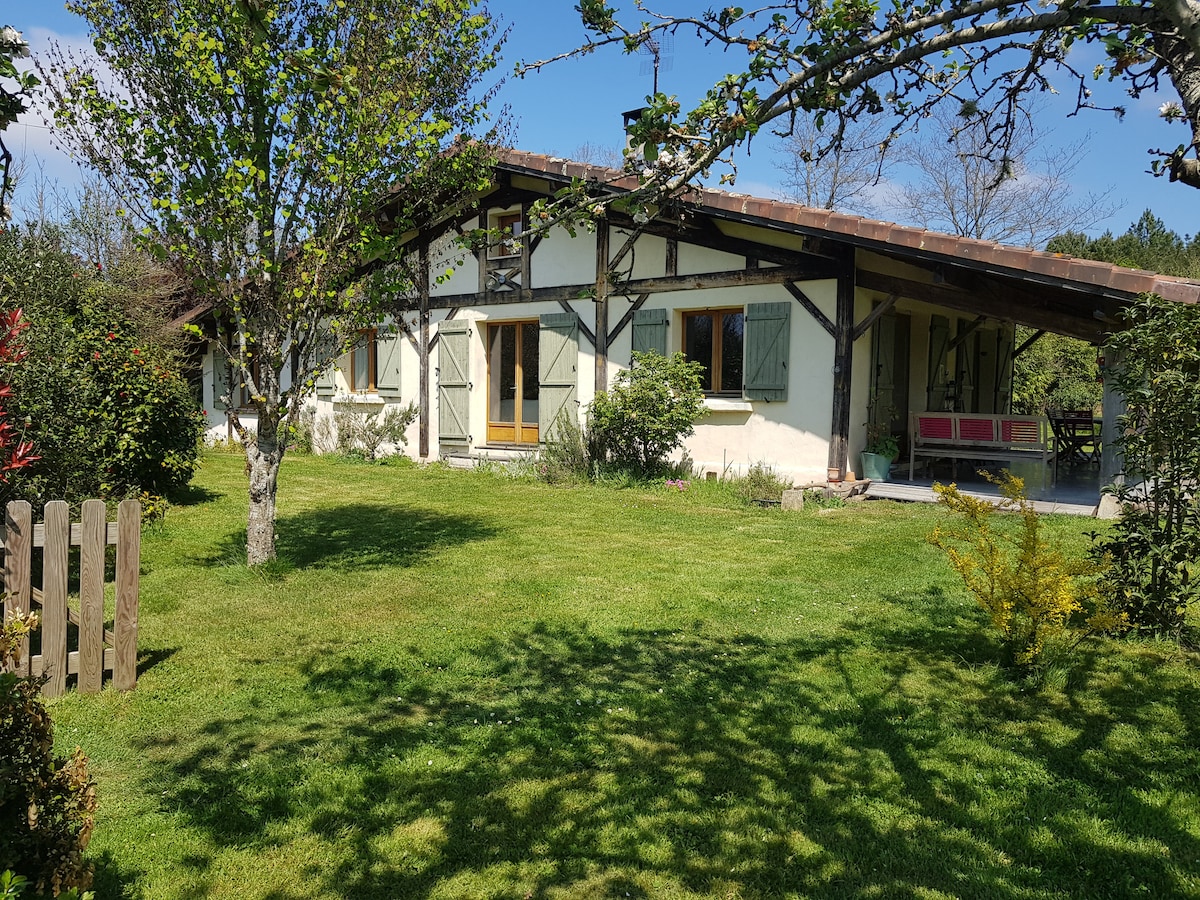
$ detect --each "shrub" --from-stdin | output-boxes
[285,407,317,455]
[332,403,418,461]
[589,351,706,477]
[0,615,98,897]
[537,412,592,484]
[735,462,793,504]
[1091,295,1200,636]
[0,226,203,509]
[929,471,1117,666]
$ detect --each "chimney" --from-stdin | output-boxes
[622,107,650,162]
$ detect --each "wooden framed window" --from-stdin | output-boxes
[350,328,378,392]
[683,308,744,394]
[490,211,523,259]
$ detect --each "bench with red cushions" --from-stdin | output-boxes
[908,412,1055,488]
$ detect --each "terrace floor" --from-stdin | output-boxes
[864,456,1106,516]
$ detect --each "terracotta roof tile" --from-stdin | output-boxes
[494,149,1200,304]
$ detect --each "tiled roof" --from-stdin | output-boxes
[497,149,1200,306]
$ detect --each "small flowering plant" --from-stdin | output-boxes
[664,478,689,491]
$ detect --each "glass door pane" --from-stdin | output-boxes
[489,323,517,423]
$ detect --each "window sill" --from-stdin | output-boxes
[704,397,753,413]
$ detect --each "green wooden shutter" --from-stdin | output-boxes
[376,328,402,398]
[994,326,1014,414]
[871,310,897,422]
[312,331,340,398]
[927,314,950,411]
[539,312,579,442]
[744,301,790,401]
[955,322,978,413]
[631,308,669,360]
[213,351,232,410]
[437,318,471,444]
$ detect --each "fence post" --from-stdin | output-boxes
[79,499,107,693]
[3,500,32,677]
[42,500,70,697]
[114,499,140,691]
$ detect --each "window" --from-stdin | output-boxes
[490,212,523,259]
[683,308,744,394]
[350,329,377,392]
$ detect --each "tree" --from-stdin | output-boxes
[0,222,204,509]
[0,24,37,220]
[521,0,1200,236]
[1011,327,1102,415]
[1048,209,1200,278]
[1091,295,1200,635]
[43,0,504,564]
[1010,210,1200,416]
[884,108,1117,247]
[774,112,894,214]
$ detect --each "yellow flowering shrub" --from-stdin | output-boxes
[929,471,1120,666]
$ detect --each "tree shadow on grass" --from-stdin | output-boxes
[167,483,223,506]
[89,848,144,900]
[130,599,1200,899]
[200,502,498,572]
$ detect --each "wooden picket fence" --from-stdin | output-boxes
[2,499,140,697]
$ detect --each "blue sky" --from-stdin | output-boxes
[7,0,1198,243]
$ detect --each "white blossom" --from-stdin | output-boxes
[1159,101,1184,120]
[0,26,29,57]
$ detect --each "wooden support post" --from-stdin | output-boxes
[520,204,531,289]
[79,499,106,694]
[418,242,431,459]
[595,220,610,394]
[4,500,32,677]
[666,238,678,276]
[1100,346,1124,487]
[828,251,856,480]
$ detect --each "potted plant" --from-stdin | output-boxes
[861,418,899,482]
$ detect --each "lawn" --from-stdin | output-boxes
[48,452,1200,899]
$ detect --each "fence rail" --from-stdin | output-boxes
[2,499,140,697]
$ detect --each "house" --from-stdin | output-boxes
[198,149,1200,489]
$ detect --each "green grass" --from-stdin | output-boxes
[47,453,1200,899]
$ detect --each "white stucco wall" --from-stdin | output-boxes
[198,202,1011,483]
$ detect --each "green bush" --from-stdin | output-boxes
[1091,295,1200,636]
[332,403,418,461]
[589,351,706,477]
[930,471,1117,667]
[734,462,793,504]
[0,226,203,508]
[0,616,97,898]
[537,412,592,484]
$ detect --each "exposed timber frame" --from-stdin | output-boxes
[418,241,430,459]
[595,219,610,393]
[426,261,842,310]
[828,247,857,480]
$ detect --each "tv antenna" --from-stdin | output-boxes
[638,32,674,95]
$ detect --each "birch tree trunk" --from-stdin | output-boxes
[245,412,282,565]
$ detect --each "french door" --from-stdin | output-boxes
[487,321,539,444]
